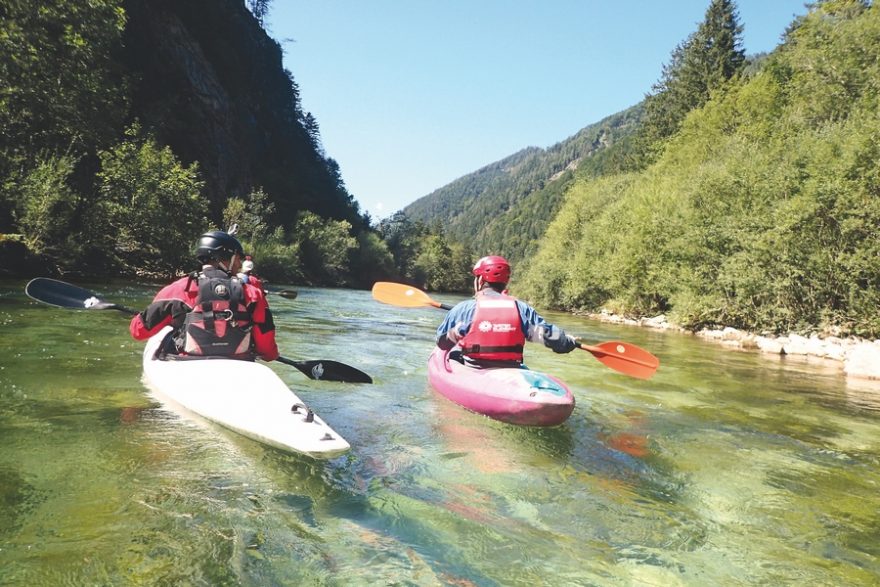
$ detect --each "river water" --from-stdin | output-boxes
[1,279,879,586]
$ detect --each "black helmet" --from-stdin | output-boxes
[195,230,244,262]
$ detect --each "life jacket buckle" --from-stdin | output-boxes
[216,309,234,321]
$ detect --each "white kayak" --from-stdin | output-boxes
[141,327,350,458]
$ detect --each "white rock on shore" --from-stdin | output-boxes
[587,311,880,381]
[844,342,880,380]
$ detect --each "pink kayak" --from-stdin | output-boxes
[427,347,575,426]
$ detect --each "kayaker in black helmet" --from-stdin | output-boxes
[436,255,576,365]
[129,230,279,362]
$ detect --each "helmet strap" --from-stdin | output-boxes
[217,253,237,275]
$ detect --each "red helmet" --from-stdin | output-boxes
[472,255,511,283]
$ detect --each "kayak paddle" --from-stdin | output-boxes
[573,339,659,380]
[371,281,454,310]
[371,281,659,380]
[25,276,141,314]
[25,277,372,384]
[275,356,372,384]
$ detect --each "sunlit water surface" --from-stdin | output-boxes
[1,279,879,585]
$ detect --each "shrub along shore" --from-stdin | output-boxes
[587,310,880,382]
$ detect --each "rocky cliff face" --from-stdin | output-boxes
[121,0,360,228]
[126,1,245,202]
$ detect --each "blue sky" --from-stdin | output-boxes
[267,1,808,221]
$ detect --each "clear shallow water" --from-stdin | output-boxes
[1,279,879,585]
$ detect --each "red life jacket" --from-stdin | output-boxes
[248,275,265,294]
[459,293,525,361]
[182,268,253,358]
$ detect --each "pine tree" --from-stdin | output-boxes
[635,0,745,165]
[247,0,272,27]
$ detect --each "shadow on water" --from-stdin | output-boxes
[0,467,44,540]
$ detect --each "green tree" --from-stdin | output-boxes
[244,226,303,284]
[246,0,272,26]
[448,242,477,292]
[636,0,745,162]
[378,211,430,280]
[12,155,79,257]
[0,0,128,236]
[412,235,454,291]
[223,187,276,243]
[96,126,207,276]
[223,188,303,282]
[411,234,476,292]
[294,211,357,284]
[351,230,397,286]
[522,1,880,337]
[0,0,127,168]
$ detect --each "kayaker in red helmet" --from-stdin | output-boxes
[129,230,279,361]
[436,255,576,365]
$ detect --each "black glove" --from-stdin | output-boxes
[140,299,192,330]
[542,324,577,354]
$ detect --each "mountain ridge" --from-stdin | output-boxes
[402,104,642,262]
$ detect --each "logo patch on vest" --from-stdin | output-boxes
[213,283,229,298]
[478,320,516,333]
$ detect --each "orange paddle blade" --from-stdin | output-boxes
[576,340,659,380]
[372,282,443,309]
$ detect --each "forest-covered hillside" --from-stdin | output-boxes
[519,0,880,338]
[0,0,394,284]
[4,0,878,340]
[402,106,642,263]
[398,0,880,339]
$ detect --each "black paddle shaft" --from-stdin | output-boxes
[25,277,139,314]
